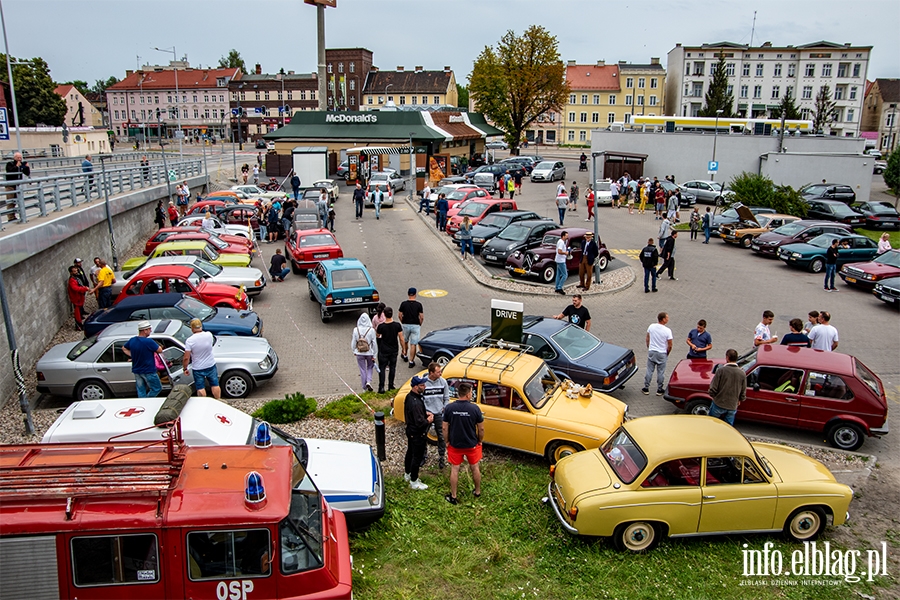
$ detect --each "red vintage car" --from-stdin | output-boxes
[144,227,251,256]
[165,231,253,257]
[218,205,261,235]
[187,199,235,215]
[839,249,900,290]
[285,228,343,273]
[663,345,888,451]
[115,265,250,310]
[439,185,492,211]
[446,199,518,235]
[505,227,611,283]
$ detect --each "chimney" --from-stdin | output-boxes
[675,43,682,48]
[414,65,423,72]
[567,60,576,66]
[126,69,134,77]
[370,66,379,72]
[444,66,451,72]
[397,66,404,71]
[254,63,262,74]
[596,60,605,67]
[288,70,295,75]
[650,57,660,65]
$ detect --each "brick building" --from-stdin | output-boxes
[228,65,318,143]
[325,48,373,110]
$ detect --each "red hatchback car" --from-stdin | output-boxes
[285,228,344,273]
[664,345,888,451]
[446,199,518,235]
[114,265,250,310]
[144,227,251,255]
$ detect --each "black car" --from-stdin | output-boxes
[873,277,900,307]
[805,199,865,227]
[852,201,900,229]
[464,163,526,184]
[500,156,542,175]
[480,219,558,265]
[417,316,637,393]
[711,205,776,233]
[800,183,857,204]
[467,210,542,250]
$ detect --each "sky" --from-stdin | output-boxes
[5,0,900,88]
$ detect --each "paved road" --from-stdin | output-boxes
[248,157,899,465]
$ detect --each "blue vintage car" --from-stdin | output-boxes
[307,258,380,323]
[417,316,637,393]
[777,233,879,273]
[83,293,262,338]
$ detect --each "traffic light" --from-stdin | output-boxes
[156,108,161,120]
[61,123,69,143]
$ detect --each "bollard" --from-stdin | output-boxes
[373,411,386,462]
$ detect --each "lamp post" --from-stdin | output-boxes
[384,83,393,105]
[236,83,244,151]
[153,46,182,157]
[155,109,174,209]
[889,103,898,154]
[408,132,415,203]
[0,0,22,155]
[711,108,724,182]
[98,154,119,271]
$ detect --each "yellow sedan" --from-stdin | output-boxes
[547,415,853,551]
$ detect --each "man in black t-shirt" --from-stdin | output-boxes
[824,238,840,292]
[269,249,289,282]
[398,288,424,368]
[442,382,484,505]
[554,294,591,331]
[375,307,404,393]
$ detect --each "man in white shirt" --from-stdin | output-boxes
[182,318,220,399]
[643,312,674,396]
[554,230,570,294]
[754,310,779,347]
[808,311,839,351]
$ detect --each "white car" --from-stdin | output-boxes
[369,170,406,192]
[177,215,253,240]
[41,397,385,530]
[593,179,614,206]
[365,182,394,207]
[231,184,287,201]
[312,179,340,202]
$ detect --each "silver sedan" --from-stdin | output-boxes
[369,170,406,192]
[35,319,278,401]
[679,180,733,205]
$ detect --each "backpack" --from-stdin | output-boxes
[355,328,371,353]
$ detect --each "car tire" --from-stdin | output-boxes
[540,265,556,284]
[221,370,253,399]
[809,257,825,273]
[596,255,609,271]
[75,379,113,402]
[826,421,865,451]
[546,440,584,464]
[783,507,826,542]
[740,235,754,249]
[613,521,661,553]
[291,259,302,275]
[685,399,711,415]
[308,286,316,302]
[433,352,453,368]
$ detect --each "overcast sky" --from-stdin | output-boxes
[5,0,899,88]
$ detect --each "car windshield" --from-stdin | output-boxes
[601,428,647,484]
[523,363,561,409]
[195,259,222,277]
[479,214,511,228]
[170,323,193,344]
[720,208,738,219]
[855,359,883,397]
[497,224,531,241]
[207,235,228,249]
[874,251,900,267]
[300,233,335,247]
[67,337,98,360]
[736,348,757,372]
[459,202,489,217]
[370,173,388,181]
[177,296,216,321]
[331,268,369,290]
[279,462,324,574]
[534,161,555,170]
[807,234,840,248]
[550,325,601,360]
[802,184,828,196]
[204,246,221,261]
[446,190,473,200]
[772,222,806,236]
[540,234,561,247]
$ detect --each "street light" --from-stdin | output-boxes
[711,108,724,183]
[152,46,183,157]
[384,83,393,105]
[408,132,415,203]
[0,0,29,155]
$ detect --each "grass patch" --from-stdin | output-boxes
[350,459,892,600]
[856,227,899,248]
[315,391,395,422]
[251,392,317,424]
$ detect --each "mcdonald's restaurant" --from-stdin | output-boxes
[262,110,503,190]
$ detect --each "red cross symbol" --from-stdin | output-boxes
[116,407,145,418]
[215,414,232,426]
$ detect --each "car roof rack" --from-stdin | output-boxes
[458,341,534,381]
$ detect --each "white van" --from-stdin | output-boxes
[42,397,385,530]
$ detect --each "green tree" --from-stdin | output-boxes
[699,53,734,118]
[728,171,807,217]
[883,146,900,195]
[813,85,837,133]
[61,79,90,95]
[0,55,66,126]
[770,88,802,121]
[456,83,469,108]
[218,49,247,74]
[91,76,120,94]
[468,26,568,155]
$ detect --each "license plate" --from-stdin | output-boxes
[751,244,759,251]
[845,277,857,283]
[313,253,329,258]
[879,294,895,303]
[343,297,363,303]
[486,255,497,261]
[513,268,526,274]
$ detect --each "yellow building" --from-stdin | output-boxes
[362,66,458,109]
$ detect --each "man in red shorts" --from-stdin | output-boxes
[442,382,484,505]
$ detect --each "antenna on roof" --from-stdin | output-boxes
[750,11,757,48]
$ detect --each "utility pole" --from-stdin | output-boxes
[1,0,23,155]
[98,155,119,271]
[316,5,327,111]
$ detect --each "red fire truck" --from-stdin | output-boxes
[0,426,352,599]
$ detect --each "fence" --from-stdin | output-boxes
[1,157,203,228]
[22,152,171,176]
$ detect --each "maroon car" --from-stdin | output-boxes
[664,345,888,451]
[505,227,611,284]
[218,205,261,235]
[750,220,853,256]
[839,249,900,290]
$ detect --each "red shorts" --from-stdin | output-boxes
[447,444,482,466]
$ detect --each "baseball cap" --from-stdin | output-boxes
[411,375,428,386]
[74,258,83,263]
[408,287,417,296]
[137,321,152,331]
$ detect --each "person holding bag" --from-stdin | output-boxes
[351,313,378,391]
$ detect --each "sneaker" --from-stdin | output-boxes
[473,490,481,498]
[409,361,416,368]
[656,389,665,396]
[669,277,678,281]
[645,289,650,293]
[403,473,411,482]
[824,288,832,292]
[831,288,839,292]
[652,288,658,292]
[377,388,385,394]
[401,353,408,362]
[445,494,459,505]
[365,383,373,392]
[641,388,650,395]
[410,479,429,490]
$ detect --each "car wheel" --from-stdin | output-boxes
[540,265,556,284]
[221,370,253,399]
[809,257,825,273]
[614,521,661,553]
[320,305,331,323]
[291,259,302,275]
[740,235,754,249]
[596,255,609,271]
[433,352,452,368]
[783,507,826,542]
[546,440,584,464]
[308,286,316,301]
[685,399,711,415]
[75,379,113,401]
[826,422,865,451]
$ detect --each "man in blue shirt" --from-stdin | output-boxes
[81,154,95,195]
[686,320,713,359]
[123,321,164,398]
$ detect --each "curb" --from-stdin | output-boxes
[402,195,636,297]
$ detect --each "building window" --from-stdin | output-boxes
[255,91,261,100]
[310,91,315,101]
[434,96,440,104]
[203,94,209,103]
[399,96,405,105]
[546,130,556,142]
[692,82,703,97]
[114,110,119,119]
[624,113,632,124]
[849,86,857,100]
[650,78,658,89]
[193,109,199,118]
[805,64,815,77]
[411,95,417,105]
[212,109,217,119]
[192,94,198,103]
[130,110,136,120]
[786,86,794,98]
[548,113,555,122]
[853,63,861,77]
[567,130,575,141]
[740,85,748,98]
[568,112,575,123]
[637,96,644,106]
[726,63,735,76]
[772,86,780,99]
[579,130,586,142]
[822,64,832,77]
[265,91,271,100]
[139,96,144,104]
[377,96,384,104]
[834,87,844,100]
[802,86,813,99]
[607,112,615,123]
[755,63,764,76]
[367,96,373,105]
[421,96,427,104]
[693,63,704,76]
[742,63,750,76]
[349,80,355,91]
[581,94,588,104]
[626,77,634,88]
[349,62,355,73]
[327,63,332,74]
[593,94,600,104]
[338,63,343,73]
[887,113,896,128]
[801,108,811,120]
[609,94,616,105]
[837,63,848,78]
[204,108,210,119]
[569,94,576,104]
[182,94,187,103]
[788,63,796,77]
[649,96,657,106]
[774,64,782,77]
[625,95,633,105]
[154,96,159,104]
[638,77,645,88]
[753,85,762,99]
[846,109,854,123]
[350,96,355,106]
[591,112,599,123]
[140,109,146,120]
[387,95,394,103]
[685,63,691,76]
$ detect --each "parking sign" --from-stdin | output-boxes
[707,160,719,175]
[0,108,8,141]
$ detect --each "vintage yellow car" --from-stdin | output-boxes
[122,240,252,271]
[392,346,627,463]
[719,208,801,248]
[547,415,853,552]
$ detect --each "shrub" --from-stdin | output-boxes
[884,146,900,195]
[771,184,808,217]
[316,395,370,422]
[728,172,774,206]
[251,392,317,424]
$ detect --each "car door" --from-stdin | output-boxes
[477,382,537,453]
[740,366,802,426]
[798,371,856,433]
[797,226,823,242]
[91,340,136,394]
[528,224,556,250]
[636,457,703,535]
[849,237,877,262]
[698,456,777,533]
[309,264,327,303]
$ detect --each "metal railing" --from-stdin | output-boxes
[22,152,171,176]
[1,147,66,160]
[1,158,203,227]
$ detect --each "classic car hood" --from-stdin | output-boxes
[214,335,270,360]
[420,325,487,349]
[469,224,503,238]
[198,280,248,298]
[732,203,759,226]
[217,266,264,282]
[577,342,633,374]
[842,260,900,277]
[303,438,375,496]
[210,253,252,268]
[122,256,149,271]
[752,442,838,484]
[207,308,260,332]
[554,449,613,502]
[543,390,626,440]
[527,244,557,259]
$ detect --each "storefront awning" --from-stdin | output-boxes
[345,145,415,155]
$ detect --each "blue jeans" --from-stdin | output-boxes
[134,372,162,398]
[703,225,711,243]
[554,261,567,290]
[271,267,289,280]
[438,211,448,231]
[643,351,668,391]
[374,203,381,219]
[643,267,658,291]
[558,207,566,225]
[292,188,300,200]
[419,197,431,214]
[98,287,113,309]
[709,401,737,425]
[824,263,836,289]
[460,238,473,257]
[259,224,268,240]
[193,365,220,392]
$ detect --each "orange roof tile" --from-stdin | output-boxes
[565,65,620,91]
[54,84,74,97]
[107,68,242,91]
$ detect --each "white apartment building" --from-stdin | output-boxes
[666,41,870,136]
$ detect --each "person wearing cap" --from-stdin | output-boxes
[399,288,424,368]
[123,321,164,398]
[183,318,220,399]
[442,382,484,505]
[403,375,433,491]
[71,258,89,288]
[578,232,599,291]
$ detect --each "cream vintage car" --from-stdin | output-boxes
[719,206,801,248]
[392,345,627,463]
[547,415,853,551]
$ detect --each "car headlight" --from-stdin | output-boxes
[258,357,271,369]
[254,279,262,287]
[790,252,802,258]
[862,273,875,280]
[474,237,485,243]
[512,251,521,259]
[506,243,517,251]
[252,325,259,335]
